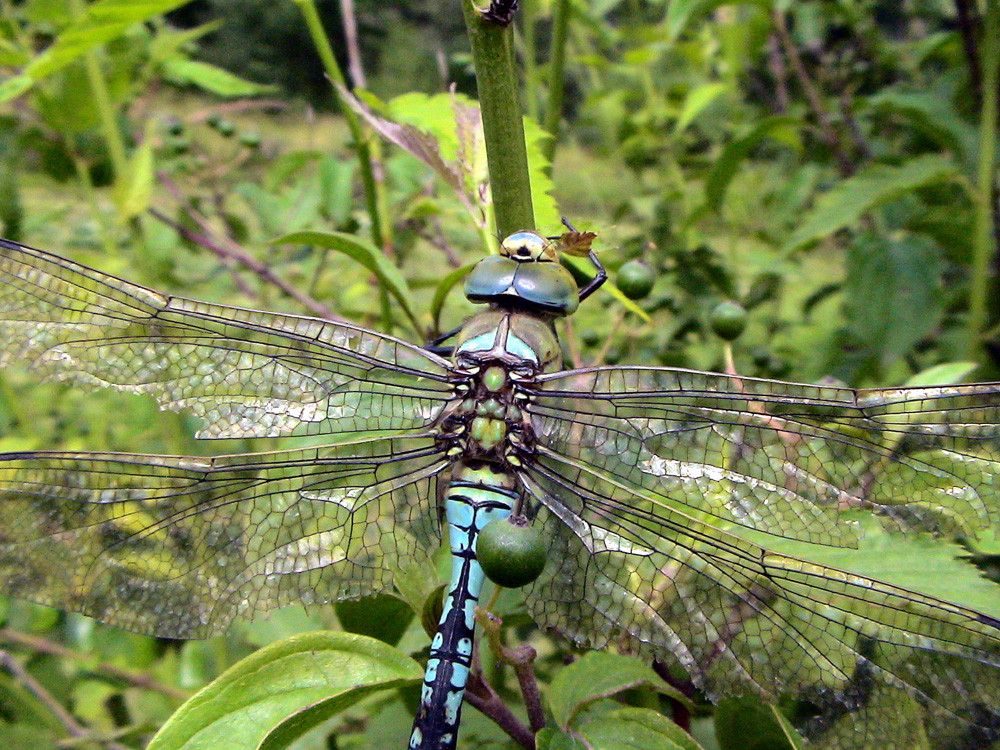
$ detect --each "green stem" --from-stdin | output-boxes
[462,0,534,237]
[294,0,388,251]
[292,0,397,330]
[542,0,570,167]
[969,2,999,357]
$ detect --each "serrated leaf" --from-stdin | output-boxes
[160,58,279,98]
[548,652,685,729]
[577,707,706,750]
[843,231,943,364]
[525,116,559,230]
[782,155,962,252]
[742,519,1000,619]
[274,230,417,329]
[147,632,422,750]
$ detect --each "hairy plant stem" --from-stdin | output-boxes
[462,0,534,236]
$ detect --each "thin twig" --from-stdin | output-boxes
[0,650,135,750]
[338,0,366,87]
[465,673,535,748]
[475,609,545,735]
[838,85,872,161]
[150,206,256,298]
[772,6,854,176]
[0,629,188,701]
[766,32,789,113]
[153,176,345,321]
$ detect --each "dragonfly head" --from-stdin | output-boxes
[464,230,579,316]
[499,231,559,262]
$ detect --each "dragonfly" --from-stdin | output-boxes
[0,231,999,750]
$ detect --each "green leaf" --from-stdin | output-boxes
[665,0,717,40]
[576,707,706,750]
[742,518,1000,620]
[843,231,943,364]
[524,116,559,231]
[674,82,729,134]
[27,0,192,81]
[548,652,684,730]
[159,58,280,98]
[536,727,587,750]
[430,263,476,332]
[902,361,980,388]
[0,75,32,104]
[147,632,422,750]
[705,115,801,211]
[714,698,805,750]
[335,594,413,647]
[782,155,962,252]
[274,230,418,329]
[862,90,977,165]
[85,0,196,24]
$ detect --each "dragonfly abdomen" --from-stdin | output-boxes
[409,464,518,750]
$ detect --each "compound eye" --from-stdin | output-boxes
[500,231,553,262]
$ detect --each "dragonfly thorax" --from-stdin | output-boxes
[438,310,558,463]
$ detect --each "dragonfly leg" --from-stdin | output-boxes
[425,324,464,357]
[558,217,607,302]
[576,248,607,302]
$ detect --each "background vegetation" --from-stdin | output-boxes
[0,0,998,748]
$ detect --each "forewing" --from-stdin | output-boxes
[530,367,1000,546]
[0,435,447,638]
[518,451,1000,748]
[0,239,453,439]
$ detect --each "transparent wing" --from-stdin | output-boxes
[517,451,1000,749]
[530,366,1000,546]
[0,239,453,439]
[0,435,447,638]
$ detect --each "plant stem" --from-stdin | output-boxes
[292,0,395,331]
[542,0,570,167]
[462,0,534,236]
[968,2,999,357]
[292,0,389,255]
